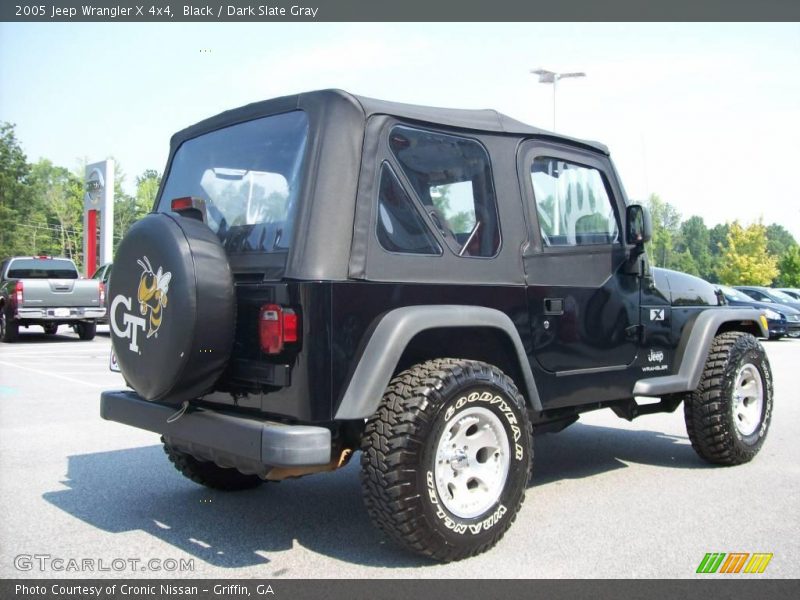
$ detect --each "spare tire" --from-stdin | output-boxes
[109,212,235,405]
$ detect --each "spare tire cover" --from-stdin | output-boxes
[109,213,235,404]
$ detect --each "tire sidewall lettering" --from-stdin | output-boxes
[426,470,508,536]
[443,390,525,462]
[729,346,772,445]
[423,384,529,538]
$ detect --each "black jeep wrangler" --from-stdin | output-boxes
[102,90,772,562]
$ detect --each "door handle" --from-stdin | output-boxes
[544,298,564,315]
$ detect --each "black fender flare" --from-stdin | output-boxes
[633,308,767,397]
[333,305,542,419]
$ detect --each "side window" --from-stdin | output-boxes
[376,163,442,255]
[389,126,501,257]
[531,157,619,247]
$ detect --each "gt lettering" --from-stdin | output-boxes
[111,295,146,353]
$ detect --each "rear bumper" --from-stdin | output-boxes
[100,390,331,474]
[17,307,106,320]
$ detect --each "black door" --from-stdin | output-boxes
[519,143,640,382]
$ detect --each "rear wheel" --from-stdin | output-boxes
[684,332,773,465]
[43,323,58,335]
[1,308,18,343]
[162,438,264,491]
[361,359,532,562]
[76,321,96,341]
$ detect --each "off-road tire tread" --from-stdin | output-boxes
[360,358,533,562]
[162,437,264,491]
[684,331,772,466]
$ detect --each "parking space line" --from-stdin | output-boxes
[0,360,108,388]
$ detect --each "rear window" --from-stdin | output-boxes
[7,259,78,279]
[158,111,309,254]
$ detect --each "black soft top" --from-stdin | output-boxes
[170,89,609,155]
[160,89,613,282]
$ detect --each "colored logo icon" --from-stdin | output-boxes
[696,552,773,574]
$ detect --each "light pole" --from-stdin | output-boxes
[530,68,586,131]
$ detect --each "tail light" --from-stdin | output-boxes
[259,304,299,354]
[171,196,206,222]
[14,281,23,306]
[99,282,105,305]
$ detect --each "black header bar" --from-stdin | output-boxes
[3,0,800,22]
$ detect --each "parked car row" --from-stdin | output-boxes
[717,285,800,340]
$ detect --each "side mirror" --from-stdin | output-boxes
[626,204,652,246]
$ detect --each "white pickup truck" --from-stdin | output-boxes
[0,256,107,342]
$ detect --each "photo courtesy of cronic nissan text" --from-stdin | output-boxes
[1,3,799,599]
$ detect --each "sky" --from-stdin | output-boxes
[1,22,799,239]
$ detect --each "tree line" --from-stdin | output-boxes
[0,122,157,271]
[1,121,798,286]
[646,194,799,287]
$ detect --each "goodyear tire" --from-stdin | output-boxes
[684,332,773,465]
[361,359,532,562]
[108,213,235,404]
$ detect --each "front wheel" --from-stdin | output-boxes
[360,359,532,562]
[684,332,773,465]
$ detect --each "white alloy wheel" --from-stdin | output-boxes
[732,363,764,437]
[433,406,510,519]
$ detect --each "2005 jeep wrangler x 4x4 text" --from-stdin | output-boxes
[102,90,773,562]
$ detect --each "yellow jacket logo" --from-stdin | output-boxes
[111,256,171,353]
[697,552,773,574]
[136,257,171,338]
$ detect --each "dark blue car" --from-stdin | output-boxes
[735,285,800,312]
[719,285,800,339]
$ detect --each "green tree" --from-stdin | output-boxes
[111,168,161,253]
[646,194,681,268]
[110,162,138,254]
[676,215,711,279]
[670,249,700,276]
[29,159,84,260]
[0,122,33,257]
[777,245,800,287]
[706,222,730,282]
[135,169,161,213]
[765,224,797,259]
[717,221,779,285]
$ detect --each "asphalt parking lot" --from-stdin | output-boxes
[0,327,798,579]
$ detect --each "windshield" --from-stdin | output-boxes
[7,258,78,279]
[769,289,796,302]
[718,285,752,302]
[158,111,309,254]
